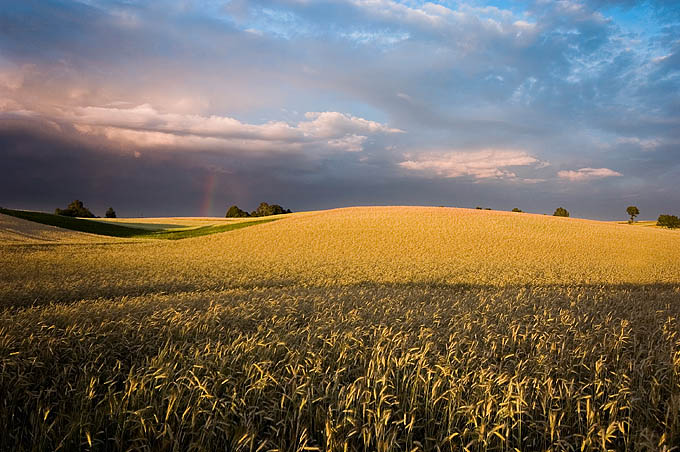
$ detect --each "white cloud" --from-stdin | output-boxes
[340,30,410,46]
[73,124,304,152]
[517,178,546,184]
[66,104,401,153]
[300,111,403,137]
[616,137,662,151]
[326,134,367,153]
[72,104,301,141]
[342,0,538,44]
[346,0,450,29]
[399,149,542,179]
[557,167,623,181]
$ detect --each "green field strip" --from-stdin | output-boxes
[144,219,277,240]
[0,208,276,239]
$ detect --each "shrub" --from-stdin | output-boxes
[225,205,250,218]
[657,214,680,229]
[55,200,95,218]
[626,206,639,223]
[251,202,291,217]
[475,206,482,210]
[553,207,569,217]
[105,207,116,218]
[512,208,523,213]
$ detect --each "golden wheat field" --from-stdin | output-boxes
[1,206,680,451]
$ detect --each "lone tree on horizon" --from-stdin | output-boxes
[553,207,569,217]
[626,206,640,223]
[105,207,116,218]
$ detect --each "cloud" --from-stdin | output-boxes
[71,104,301,141]
[0,67,25,91]
[557,167,623,181]
[326,134,367,153]
[300,111,402,137]
[0,58,35,94]
[616,137,664,151]
[0,0,678,219]
[58,104,401,153]
[399,150,543,180]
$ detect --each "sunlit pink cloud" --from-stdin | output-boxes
[399,149,544,180]
[557,167,623,182]
[2,103,403,155]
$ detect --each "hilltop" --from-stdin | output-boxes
[1,206,679,306]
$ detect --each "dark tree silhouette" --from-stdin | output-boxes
[55,200,95,218]
[626,206,640,223]
[225,205,250,218]
[250,202,291,217]
[105,207,117,218]
[553,207,569,217]
[657,214,680,229]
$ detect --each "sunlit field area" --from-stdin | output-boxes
[90,215,292,231]
[1,207,680,451]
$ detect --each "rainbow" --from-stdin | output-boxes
[199,171,216,217]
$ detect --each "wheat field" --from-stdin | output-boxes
[1,207,679,451]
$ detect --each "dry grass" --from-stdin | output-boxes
[1,206,679,451]
[613,221,668,229]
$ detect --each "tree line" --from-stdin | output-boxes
[480,204,679,228]
[50,200,294,220]
[46,200,680,229]
[54,200,116,218]
[226,202,292,218]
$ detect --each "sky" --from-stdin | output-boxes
[0,0,678,219]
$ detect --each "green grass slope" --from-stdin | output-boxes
[0,208,276,240]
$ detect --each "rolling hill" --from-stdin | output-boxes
[1,206,679,451]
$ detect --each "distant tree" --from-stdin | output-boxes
[105,207,116,218]
[512,208,523,213]
[626,206,640,223]
[484,208,492,210]
[250,202,291,217]
[225,205,250,218]
[657,214,680,229]
[553,207,570,217]
[55,200,95,218]
[475,206,483,210]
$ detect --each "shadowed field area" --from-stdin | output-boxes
[0,213,126,244]
[1,207,679,451]
[0,208,277,242]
